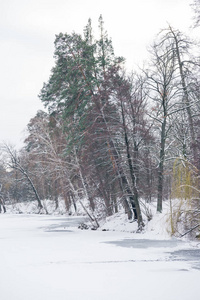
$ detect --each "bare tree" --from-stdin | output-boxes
[1,144,43,209]
[156,26,200,164]
[145,38,180,212]
[191,0,200,27]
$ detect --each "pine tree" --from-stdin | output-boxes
[39,17,144,226]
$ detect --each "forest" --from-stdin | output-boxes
[0,2,200,235]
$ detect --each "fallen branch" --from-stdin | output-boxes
[180,223,200,237]
[78,200,99,228]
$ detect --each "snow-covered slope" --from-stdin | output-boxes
[5,198,173,240]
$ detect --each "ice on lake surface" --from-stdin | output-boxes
[0,214,199,300]
[104,238,200,270]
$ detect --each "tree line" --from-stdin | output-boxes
[0,4,200,233]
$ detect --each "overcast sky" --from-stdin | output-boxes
[0,0,197,148]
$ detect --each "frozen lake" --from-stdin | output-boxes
[0,214,199,300]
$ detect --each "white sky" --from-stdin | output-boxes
[0,0,197,147]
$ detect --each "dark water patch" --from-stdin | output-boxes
[104,238,184,249]
[39,216,88,231]
[170,248,200,270]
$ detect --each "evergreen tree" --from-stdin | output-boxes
[39,17,144,226]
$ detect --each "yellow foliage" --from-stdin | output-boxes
[172,157,199,201]
[169,157,200,237]
[3,182,11,191]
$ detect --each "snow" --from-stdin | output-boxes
[101,201,170,238]
[0,202,200,300]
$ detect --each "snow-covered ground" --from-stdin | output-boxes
[0,206,200,300]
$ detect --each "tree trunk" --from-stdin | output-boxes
[27,176,43,209]
[170,27,197,162]
[121,102,143,226]
[0,197,6,213]
[157,119,166,212]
